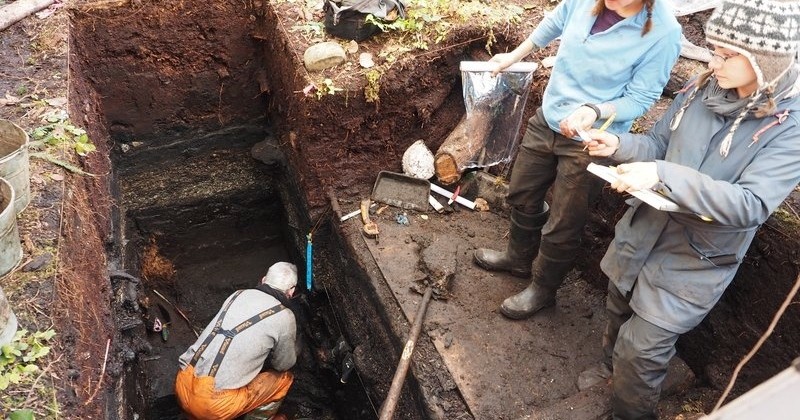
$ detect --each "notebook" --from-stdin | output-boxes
[587,163,681,212]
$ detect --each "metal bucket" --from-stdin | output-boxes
[0,119,31,214]
[0,286,18,345]
[0,177,22,278]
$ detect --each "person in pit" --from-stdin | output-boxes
[175,262,300,420]
[474,0,681,319]
[582,0,800,417]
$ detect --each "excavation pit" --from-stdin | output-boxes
[116,154,374,419]
[50,1,800,419]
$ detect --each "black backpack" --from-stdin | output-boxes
[323,0,406,42]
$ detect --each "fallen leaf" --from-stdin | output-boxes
[49,173,65,181]
[36,9,55,19]
[45,97,67,107]
[1,93,22,106]
[359,52,375,68]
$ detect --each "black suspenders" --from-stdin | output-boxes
[189,290,286,377]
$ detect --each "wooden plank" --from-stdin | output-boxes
[0,0,55,32]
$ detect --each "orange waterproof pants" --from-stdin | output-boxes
[175,365,293,420]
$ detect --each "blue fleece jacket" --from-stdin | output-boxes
[528,0,681,136]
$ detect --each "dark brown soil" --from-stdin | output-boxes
[2,0,800,419]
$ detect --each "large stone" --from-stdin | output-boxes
[303,41,346,72]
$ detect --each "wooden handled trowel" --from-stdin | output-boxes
[360,199,379,239]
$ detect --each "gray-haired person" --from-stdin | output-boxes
[175,262,299,420]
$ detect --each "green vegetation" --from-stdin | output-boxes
[26,111,98,175]
[316,78,344,99]
[29,112,96,157]
[278,1,532,102]
[291,21,325,38]
[364,69,381,103]
[366,0,526,51]
[0,329,56,391]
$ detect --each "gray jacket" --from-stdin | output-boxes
[602,81,800,334]
[178,289,297,389]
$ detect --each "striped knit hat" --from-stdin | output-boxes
[705,0,800,90]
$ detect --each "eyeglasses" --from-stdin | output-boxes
[710,52,740,66]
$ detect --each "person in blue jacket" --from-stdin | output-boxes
[474,0,681,319]
[583,0,800,417]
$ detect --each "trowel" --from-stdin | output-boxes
[360,199,379,239]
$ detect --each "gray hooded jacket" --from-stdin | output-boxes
[601,76,800,334]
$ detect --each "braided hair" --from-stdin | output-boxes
[669,69,779,157]
[642,0,653,36]
[592,0,654,36]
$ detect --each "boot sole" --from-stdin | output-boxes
[499,300,555,320]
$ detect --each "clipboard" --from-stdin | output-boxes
[587,163,680,212]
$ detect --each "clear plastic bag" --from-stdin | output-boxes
[457,61,537,171]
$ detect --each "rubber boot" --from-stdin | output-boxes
[473,203,550,278]
[243,400,282,420]
[500,249,574,320]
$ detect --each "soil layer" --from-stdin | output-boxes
[0,0,799,418]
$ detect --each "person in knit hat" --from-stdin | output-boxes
[579,0,800,417]
[175,262,299,420]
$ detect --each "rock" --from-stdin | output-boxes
[303,42,347,72]
[251,138,286,168]
[359,52,375,68]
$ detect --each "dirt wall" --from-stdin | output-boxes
[255,2,544,209]
[679,221,800,401]
[68,0,266,147]
[63,0,800,415]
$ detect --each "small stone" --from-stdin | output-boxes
[358,52,375,68]
[303,41,347,72]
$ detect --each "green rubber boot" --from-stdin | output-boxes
[473,203,549,278]
[500,248,574,320]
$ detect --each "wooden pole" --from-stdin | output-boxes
[378,287,434,420]
[434,109,493,185]
[0,0,56,32]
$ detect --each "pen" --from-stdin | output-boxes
[582,113,616,151]
[598,112,616,131]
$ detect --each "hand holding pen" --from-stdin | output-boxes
[579,113,616,151]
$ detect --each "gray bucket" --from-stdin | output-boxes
[0,177,22,278]
[0,120,31,214]
[0,286,18,345]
